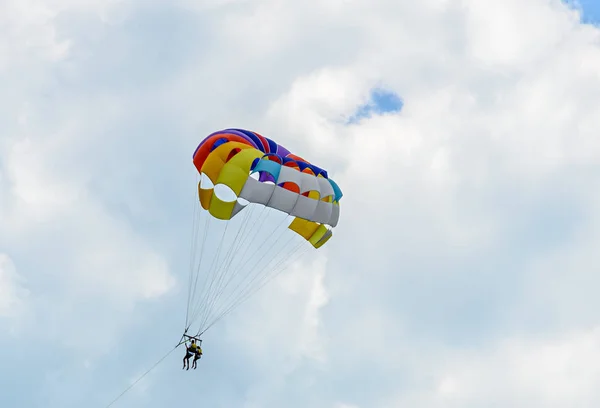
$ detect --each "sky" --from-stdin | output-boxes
[570,0,600,22]
[2,0,600,407]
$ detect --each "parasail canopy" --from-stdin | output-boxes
[183,128,343,338]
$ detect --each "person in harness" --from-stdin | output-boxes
[183,339,199,370]
[192,343,203,369]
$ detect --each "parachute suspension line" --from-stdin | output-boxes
[186,204,267,334]
[194,210,291,334]
[223,214,296,293]
[192,204,256,332]
[205,205,270,298]
[193,204,262,334]
[185,175,203,330]
[220,239,309,324]
[188,201,259,329]
[216,210,290,293]
[104,344,180,408]
[193,204,273,334]
[200,240,311,335]
[202,220,302,327]
[230,228,302,301]
[222,240,309,325]
[187,218,230,327]
[185,210,211,332]
[188,204,269,335]
[188,216,239,328]
[197,214,304,335]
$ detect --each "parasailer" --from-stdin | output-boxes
[182,337,202,370]
[192,346,202,369]
[181,128,343,355]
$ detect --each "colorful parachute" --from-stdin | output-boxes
[183,128,343,337]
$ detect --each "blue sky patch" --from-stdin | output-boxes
[347,88,403,124]
[565,0,600,24]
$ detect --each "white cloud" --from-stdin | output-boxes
[213,0,600,406]
[0,254,29,321]
[226,254,331,366]
[385,326,600,408]
[2,0,600,406]
[0,0,69,67]
[0,1,177,356]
